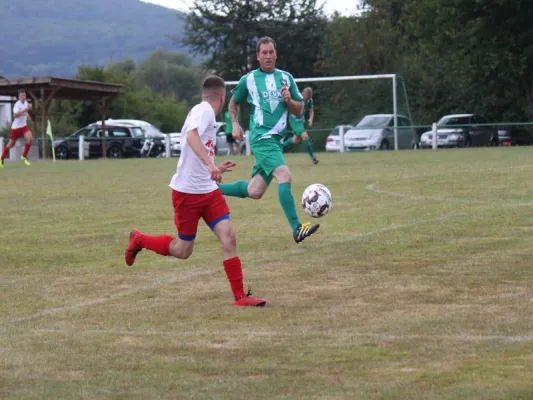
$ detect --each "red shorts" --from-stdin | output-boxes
[172,189,230,241]
[10,126,30,141]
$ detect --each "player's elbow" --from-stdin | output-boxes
[186,130,199,145]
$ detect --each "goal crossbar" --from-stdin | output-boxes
[224,74,401,153]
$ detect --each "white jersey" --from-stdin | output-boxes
[169,102,218,194]
[11,100,29,129]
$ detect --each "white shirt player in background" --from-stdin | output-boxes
[125,75,266,307]
[1,89,34,167]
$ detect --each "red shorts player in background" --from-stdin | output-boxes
[125,75,265,307]
[1,89,33,168]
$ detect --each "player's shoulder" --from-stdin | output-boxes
[274,68,295,79]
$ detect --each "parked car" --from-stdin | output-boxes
[497,126,532,146]
[214,122,248,155]
[169,133,181,157]
[420,114,499,148]
[53,123,145,160]
[325,125,353,152]
[169,123,248,157]
[102,119,167,156]
[343,114,415,151]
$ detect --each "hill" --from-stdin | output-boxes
[0,0,192,78]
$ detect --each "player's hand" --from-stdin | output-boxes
[208,163,222,183]
[308,119,313,127]
[232,122,243,141]
[301,132,309,141]
[218,160,236,174]
[281,87,291,102]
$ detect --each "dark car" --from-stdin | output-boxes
[497,127,533,146]
[53,123,145,160]
[420,114,499,148]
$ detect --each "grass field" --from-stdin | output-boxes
[1,148,533,399]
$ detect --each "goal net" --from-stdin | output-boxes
[223,74,414,155]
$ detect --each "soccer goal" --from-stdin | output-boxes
[224,74,413,155]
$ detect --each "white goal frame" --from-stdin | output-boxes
[225,74,401,155]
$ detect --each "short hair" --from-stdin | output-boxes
[202,75,225,92]
[256,36,277,53]
[18,89,26,94]
[303,87,313,96]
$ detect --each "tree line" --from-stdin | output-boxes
[4,0,532,141]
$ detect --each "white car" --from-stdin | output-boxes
[168,133,181,156]
[325,125,353,152]
[344,114,415,151]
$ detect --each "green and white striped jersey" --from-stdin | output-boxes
[232,68,303,142]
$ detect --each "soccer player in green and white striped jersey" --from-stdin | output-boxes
[218,37,320,244]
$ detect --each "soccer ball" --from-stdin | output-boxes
[302,183,332,218]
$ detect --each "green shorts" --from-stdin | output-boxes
[288,117,306,135]
[251,136,286,185]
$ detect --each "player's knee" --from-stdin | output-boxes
[248,188,264,200]
[221,228,237,252]
[274,167,292,184]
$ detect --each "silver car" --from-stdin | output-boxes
[344,114,415,151]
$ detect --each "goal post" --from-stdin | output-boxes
[224,73,408,153]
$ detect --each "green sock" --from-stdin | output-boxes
[218,181,249,198]
[282,136,294,148]
[305,140,315,160]
[278,182,301,233]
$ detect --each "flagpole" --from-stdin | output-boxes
[47,120,56,162]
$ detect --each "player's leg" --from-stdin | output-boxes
[124,190,200,266]
[21,128,33,165]
[0,138,15,167]
[218,147,271,199]
[301,131,319,164]
[204,191,265,306]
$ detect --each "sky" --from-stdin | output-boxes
[141,0,359,16]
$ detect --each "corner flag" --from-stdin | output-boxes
[47,120,56,162]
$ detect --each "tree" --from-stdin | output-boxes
[133,48,203,104]
[180,0,327,80]
[402,0,533,121]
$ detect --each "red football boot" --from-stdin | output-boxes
[125,229,143,266]
[234,288,266,307]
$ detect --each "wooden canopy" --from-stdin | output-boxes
[0,76,124,158]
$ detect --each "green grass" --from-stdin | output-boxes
[1,148,533,399]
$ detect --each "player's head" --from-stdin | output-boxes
[302,87,313,101]
[18,89,26,102]
[256,36,277,72]
[202,75,226,114]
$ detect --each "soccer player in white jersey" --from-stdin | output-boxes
[1,89,33,167]
[125,75,265,308]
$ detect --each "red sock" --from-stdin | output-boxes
[23,143,31,157]
[223,257,245,299]
[138,234,173,256]
[1,146,9,160]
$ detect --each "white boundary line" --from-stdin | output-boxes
[30,328,533,343]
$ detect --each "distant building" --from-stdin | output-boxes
[0,96,12,129]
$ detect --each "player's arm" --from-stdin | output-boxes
[13,105,26,118]
[282,74,304,115]
[186,129,221,182]
[229,75,248,141]
[308,105,315,127]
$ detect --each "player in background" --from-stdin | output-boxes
[125,75,265,307]
[218,37,320,244]
[1,89,33,167]
[224,109,240,155]
[282,87,319,165]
